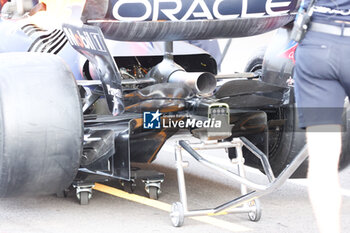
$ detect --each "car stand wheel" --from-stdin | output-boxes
[248,199,262,222]
[144,181,162,200]
[76,189,92,205]
[170,202,185,227]
[121,181,135,193]
[78,192,90,205]
[148,186,159,200]
[75,183,94,205]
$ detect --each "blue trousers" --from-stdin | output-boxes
[294,30,350,128]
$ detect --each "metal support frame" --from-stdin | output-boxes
[170,137,308,227]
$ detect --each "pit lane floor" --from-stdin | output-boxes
[0,136,350,233]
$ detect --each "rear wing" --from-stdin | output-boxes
[81,0,301,42]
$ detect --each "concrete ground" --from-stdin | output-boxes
[1,135,349,233]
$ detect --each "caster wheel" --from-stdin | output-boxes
[170,202,184,227]
[248,199,262,222]
[56,190,68,198]
[122,181,135,193]
[78,192,90,205]
[148,186,159,200]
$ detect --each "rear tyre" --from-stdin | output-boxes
[0,53,83,197]
[266,100,308,178]
[56,190,68,198]
[251,27,350,178]
[244,49,265,79]
[242,93,350,178]
[244,50,306,176]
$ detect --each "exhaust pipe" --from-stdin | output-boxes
[168,70,216,95]
[147,42,217,95]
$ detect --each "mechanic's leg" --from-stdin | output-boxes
[306,124,342,233]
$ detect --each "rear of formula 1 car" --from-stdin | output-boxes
[4,0,349,222]
[0,0,300,200]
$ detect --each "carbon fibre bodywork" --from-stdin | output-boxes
[83,0,299,41]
